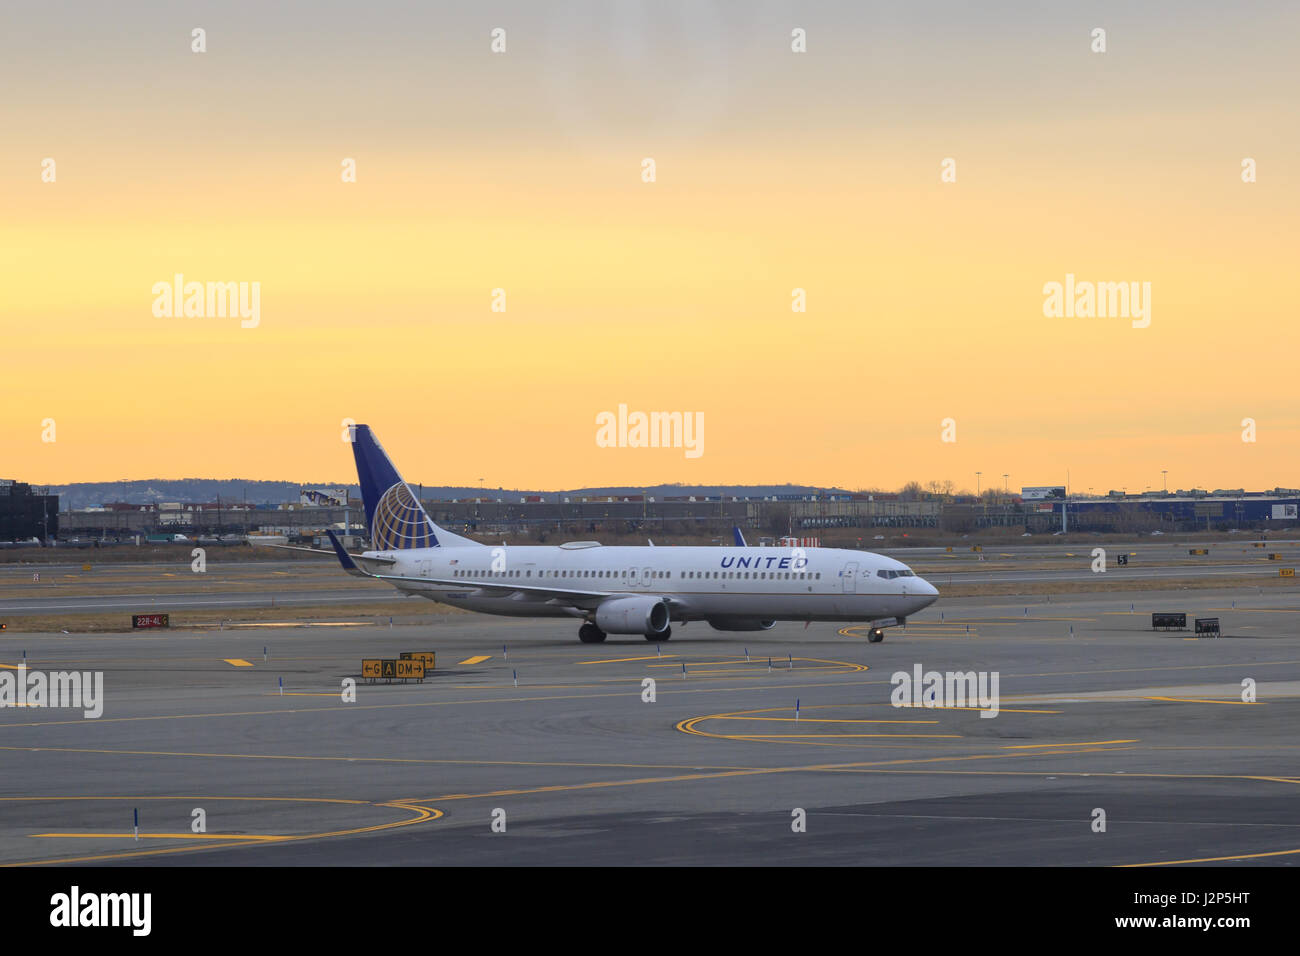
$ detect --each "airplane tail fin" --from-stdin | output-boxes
[349,424,483,550]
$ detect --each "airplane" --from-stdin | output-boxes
[318,425,939,644]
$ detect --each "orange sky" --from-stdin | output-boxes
[3,2,1296,493]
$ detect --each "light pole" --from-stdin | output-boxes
[1003,474,1009,493]
[1161,470,1168,493]
[976,472,982,496]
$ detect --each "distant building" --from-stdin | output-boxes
[0,480,59,542]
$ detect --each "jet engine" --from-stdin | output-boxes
[594,596,671,635]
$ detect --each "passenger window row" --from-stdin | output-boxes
[448,569,823,581]
[685,571,820,580]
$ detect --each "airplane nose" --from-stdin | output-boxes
[916,577,939,600]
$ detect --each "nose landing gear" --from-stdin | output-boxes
[867,628,885,643]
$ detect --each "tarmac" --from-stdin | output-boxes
[2,575,1298,866]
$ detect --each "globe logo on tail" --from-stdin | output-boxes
[372,482,437,550]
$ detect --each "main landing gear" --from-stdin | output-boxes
[577,623,673,643]
[867,628,885,643]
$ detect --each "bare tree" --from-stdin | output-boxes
[765,504,792,538]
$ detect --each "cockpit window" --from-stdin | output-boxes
[877,569,915,579]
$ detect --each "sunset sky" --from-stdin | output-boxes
[3,1,1296,494]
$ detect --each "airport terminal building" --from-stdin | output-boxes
[1028,492,1300,533]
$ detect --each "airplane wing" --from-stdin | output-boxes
[263,540,396,563]
[322,531,684,608]
[323,531,616,603]
[259,543,340,555]
[373,572,613,604]
[386,576,692,616]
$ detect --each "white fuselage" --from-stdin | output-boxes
[365,543,939,625]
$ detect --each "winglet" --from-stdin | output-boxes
[325,529,369,577]
[732,526,747,547]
